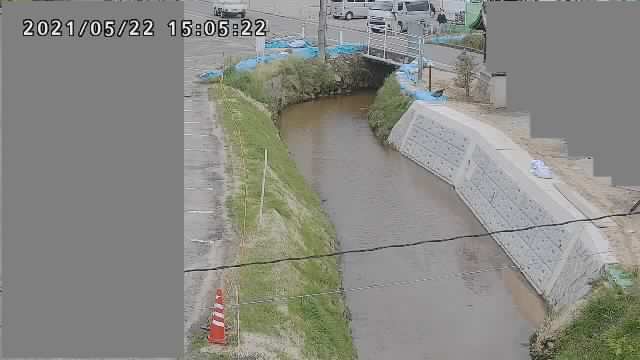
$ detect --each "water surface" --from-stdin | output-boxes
[280,93,545,360]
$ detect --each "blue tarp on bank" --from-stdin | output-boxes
[395,62,447,104]
[428,34,466,44]
[232,43,366,73]
[197,41,367,81]
[198,70,223,81]
[265,38,314,49]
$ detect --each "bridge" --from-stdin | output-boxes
[361,24,492,88]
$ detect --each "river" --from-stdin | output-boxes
[279,92,546,360]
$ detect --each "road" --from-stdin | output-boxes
[182,1,244,351]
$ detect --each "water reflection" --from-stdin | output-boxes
[280,92,545,360]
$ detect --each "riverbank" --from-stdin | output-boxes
[530,277,640,359]
[221,55,390,121]
[194,84,356,359]
[367,76,413,141]
[373,68,640,359]
[190,55,391,359]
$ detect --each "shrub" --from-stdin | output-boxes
[367,75,413,142]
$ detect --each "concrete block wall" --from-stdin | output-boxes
[388,102,615,309]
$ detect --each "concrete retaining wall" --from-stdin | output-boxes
[388,101,615,309]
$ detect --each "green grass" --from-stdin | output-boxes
[210,84,356,360]
[550,282,640,359]
[448,33,485,51]
[222,56,377,118]
[367,75,414,142]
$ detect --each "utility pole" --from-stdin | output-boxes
[318,0,328,63]
[483,31,487,63]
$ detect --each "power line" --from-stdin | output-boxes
[234,266,513,307]
[210,248,616,308]
[184,211,638,273]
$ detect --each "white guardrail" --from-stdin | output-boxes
[366,24,490,85]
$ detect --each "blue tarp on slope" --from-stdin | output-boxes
[327,43,366,58]
[395,65,448,103]
[429,34,466,44]
[199,70,223,81]
[415,90,448,103]
[234,52,290,72]
[232,44,365,73]
[265,38,314,49]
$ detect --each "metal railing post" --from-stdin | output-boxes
[417,36,424,83]
[383,25,387,59]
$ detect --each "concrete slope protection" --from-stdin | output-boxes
[388,101,615,309]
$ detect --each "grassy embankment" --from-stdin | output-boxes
[531,274,640,360]
[367,75,413,142]
[445,33,485,51]
[194,56,376,359]
[220,55,382,120]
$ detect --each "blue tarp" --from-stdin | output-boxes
[288,39,309,48]
[265,37,313,49]
[327,43,366,58]
[232,43,365,73]
[396,72,447,103]
[199,70,223,81]
[429,34,465,44]
[399,63,418,74]
[234,52,290,72]
[292,47,318,60]
[415,90,448,103]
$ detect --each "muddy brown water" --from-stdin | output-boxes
[279,92,546,360]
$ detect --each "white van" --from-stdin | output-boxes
[330,0,377,20]
[212,0,248,18]
[368,0,430,33]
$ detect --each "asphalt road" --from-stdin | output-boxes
[182,1,239,351]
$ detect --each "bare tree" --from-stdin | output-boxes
[318,0,327,62]
[454,51,477,98]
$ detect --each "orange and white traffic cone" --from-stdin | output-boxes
[208,288,226,345]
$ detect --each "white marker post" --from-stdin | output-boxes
[258,148,268,226]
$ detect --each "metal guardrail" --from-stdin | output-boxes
[366,24,491,85]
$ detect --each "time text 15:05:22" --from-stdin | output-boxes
[168,19,267,37]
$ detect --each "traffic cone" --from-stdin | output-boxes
[208,288,226,345]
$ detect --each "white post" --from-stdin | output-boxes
[258,148,268,226]
[236,287,240,351]
[339,31,343,44]
[301,23,305,38]
[490,73,507,109]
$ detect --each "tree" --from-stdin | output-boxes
[454,51,477,98]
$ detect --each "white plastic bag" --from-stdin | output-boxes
[530,159,553,179]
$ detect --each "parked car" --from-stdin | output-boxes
[368,0,430,33]
[212,0,248,18]
[331,0,377,20]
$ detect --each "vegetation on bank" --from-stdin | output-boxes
[531,275,640,360]
[221,55,387,119]
[367,75,413,142]
[205,84,356,359]
[447,33,485,51]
